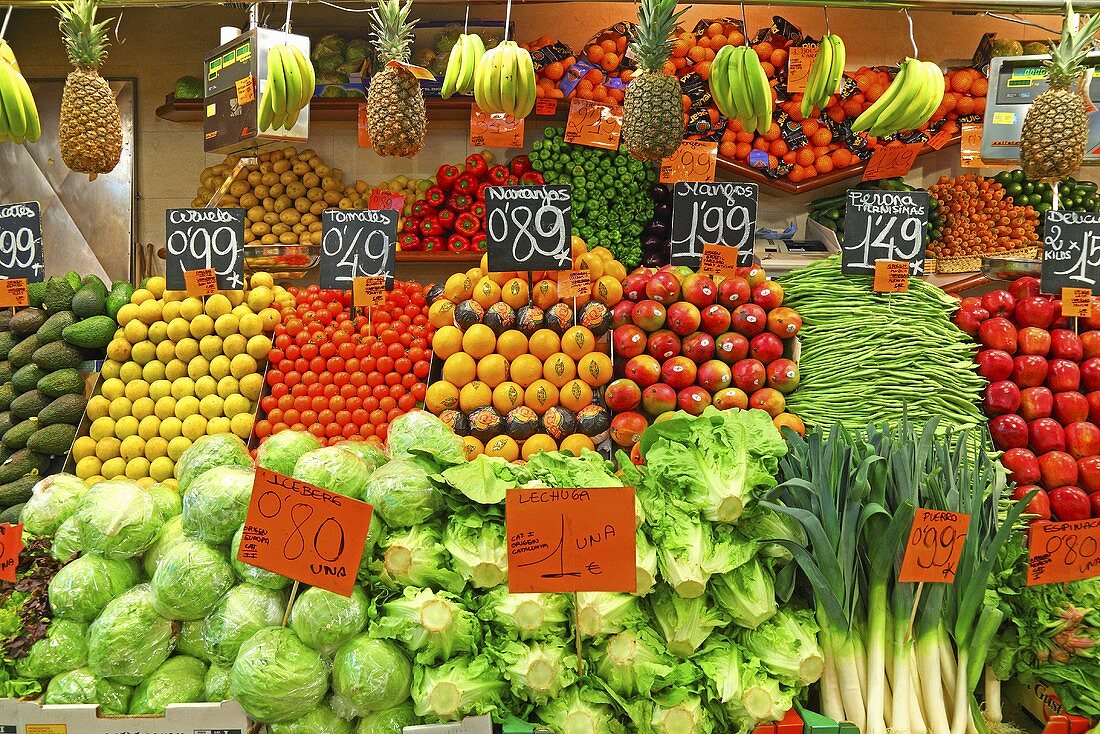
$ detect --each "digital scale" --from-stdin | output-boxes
[981,53,1100,164]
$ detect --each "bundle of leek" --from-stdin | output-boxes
[766,418,1034,734]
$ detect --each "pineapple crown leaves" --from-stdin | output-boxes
[368,0,417,65]
[56,0,111,71]
[629,0,690,72]
[1046,0,1100,86]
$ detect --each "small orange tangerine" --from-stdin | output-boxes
[528,329,561,361]
[495,330,529,360]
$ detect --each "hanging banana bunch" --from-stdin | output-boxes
[258,43,316,132]
[472,40,536,119]
[800,33,846,119]
[710,44,773,134]
[852,57,945,137]
[440,33,485,99]
[0,39,42,144]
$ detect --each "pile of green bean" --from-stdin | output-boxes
[780,256,986,432]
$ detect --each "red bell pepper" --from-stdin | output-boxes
[505,175,519,186]
[455,212,480,236]
[521,171,544,185]
[411,200,433,218]
[423,236,445,252]
[398,232,423,251]
[476,182,494,201]
[420,216,444,237]
[436,164,461,191]
[424,185,447,208]
[448,193,473,212]
[437,209,456,231]
[453,174,479,195]
[465,153,489,179]
[510,155,532,176]
[472,232,488,251]
[470,202,486,219]
[488,165,510,185]
[447,234,470,252]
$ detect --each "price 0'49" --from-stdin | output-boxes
[319,209,397,290]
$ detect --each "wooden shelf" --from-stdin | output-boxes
[714,133,963,195]
[397,250,482,263]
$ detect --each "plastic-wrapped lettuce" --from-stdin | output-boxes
[15,620,88,679]
[74,480,162,560]
[357,703,417,733]
[374,525,464,593]
[182,466,254,544]
[412,654,506,722]
[229,627,328,724]
[48,554,139,622]
[20,473,88,535]
[204,662,230,702]
[175,433,252,493]
[373,586,481,664]
[44,667,132,714]
[177,620,210,662]
[288,585,368,657]
[143,515,185,579]
[87,584,177,685]
[128,655,208,714]
[386,410,465,467]
[336,439,389,472]
[150,539,235,620]
[363,459,443,528]
[231,525,290,590]
[271,701,355,734]
[203,583,287,666]
[330,636,412,717]
[145,483,182,521]
[442,509,508,589]
[292,447,370,500]
[256,430,321,476]
[50,515,83,560]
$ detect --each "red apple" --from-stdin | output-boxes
[1087,391,1100,424]
[645,271,682,304]
[1051,329,1085,361]
[982,290,1016,318]
[1082,330,1100,358]
[731,358,767,393]
[716,276,751,310]
[1082,358,1100,392]
[960,296,982,310]
[713,387,749,410]
[1049,485,1092,520]
[1012,484,1052,520]
[1002,447,1041,484]
[661,356,697,390]
[1053,391,1090,424]
[700,304,732,336]
[697,360,733,393]
[1047,358,1082,393]
[1091,491,1100,518]
[1019,386,1054,420]
[680,274,718,307]
[1030,417,1067,454]
[1013,295,1056,329]
[1050,309,1071,330]
[624,355,662,388]
[976,349,1014,382]
[610,411,648,447]
[604,378,642,412]
[731,304,767,337]
[1083,301,1100,330]
[681,332,716,363]
[954,306,989,337]
[1017,327,1051,355]
[752,281,784,310]
[677,386,712,415]
[613,325,647,359]
[1039,451,1079,489]
[1065,421,1100,459]
[985,381,1022,416]
[1078,456,1100,493]
[715,332,750,364]
[765,358,799,394]
[666,302,702,336]
[990,414,1029,449]
[766,307,802,338]
[646,330,681,361]
[641,382,677,416]
[1009,276,1041,301]
[621,273,651,302]
[631,300,667,332]
[749,332,785,364]
[1012,355,1049,388]
[749,387,786,416]
[979,317,1018,353]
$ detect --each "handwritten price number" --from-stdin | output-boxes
[166,217,243,289]
[909,522,963,579]
[862,143,922,182]
[899,509,970,583]
[255,487,346,565]
[470,106,524,148]
[487,189,572,270]
[1045,213,1100,290]
[0,225,40,278]
[660,141,718,184]
[850,214,924,272]
[322,224,391,286]
[0,523,22,582]
[672,199,751,260]
[565,99,622,150]
[1028,520,1100,585]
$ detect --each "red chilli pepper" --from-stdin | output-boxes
[447,234,470,252]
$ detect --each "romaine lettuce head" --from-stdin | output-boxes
[736,507,806,562]
[636,529,658,597]
[651,500,757,598]
[518,450,622,489]
[50,515,82,561]
[697,636,793,726]
[363,459,443,528]
[289,585,369,657]
[356,702,417,734]
[143,515,185,579]
[574,592,647,639]
[87,584,176,685]
[650,585,728,659]
[231,525,291,590]
[203,583,287,666]
[292,446,370,500]
[734,608,823,686]
[177,620,210,662]
[496,639,577,704]
[372,586,481,664]
[48,554,139,622]
[433,454,516,504]
[74,480,162,560]
[335,438,389,472]
[20,473,88,535]
[476,587,570,641]
[150,539,235,620]
[710,557,778,630]
[43,667,132,714]
[128,655,207,714]
[145,483,182,522]
[256,430,322,476]
[204,662,231,702]
[535,684,627,734]
[15,619,88,679]
[443,509,508,589]
[270,701,355,734]
[330,635,412,716]
[385,410,465,468]
[175,434,252,493]
[182,466,254,544]
[373,525,464,593]
[411,654,506,723]
[591,625,696,698]
[230,627,329,724]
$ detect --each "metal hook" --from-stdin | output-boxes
[903,8,917,58]
[503,0,512,42]
[283,0,292,33]
[1,7,13,41]
[463,1,469,34]
[741,3,749,46]
[113,8,125,44]
[981,12,1058,35]
[824,5,830,36]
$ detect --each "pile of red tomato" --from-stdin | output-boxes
[255,281,435,446]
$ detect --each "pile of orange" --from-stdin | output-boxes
[425,237,625,462]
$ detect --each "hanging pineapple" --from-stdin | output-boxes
[56,0,122,180]
[366,0,425,158]
[1019,0,1100,180]
[621,0,688,161]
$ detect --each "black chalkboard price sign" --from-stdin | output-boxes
[842,190,928,276]
[485,185,572,272]
[0,202,44,282]
[669,182,758,269]
[164,208,246,290]
[319,209,397,290]
[1041,210,1100,295]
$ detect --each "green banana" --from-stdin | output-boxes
[853,58,912,133]
[498,42,519,116]
[871,59,924,135]
[473,47,496,112]
[514,46,537,118]
[827,34,846,97]
[807,35,833,118]
[710,45,735,120]
[0,63,27,141]
[440,36,463,99]
[266,45,287,130]
[12,70,39,142]
[0,40,18,74]
[280,46,304,129]
[743,49,772,133]
[487,45,506,113]
[800,40,825,119]
[291,45,315,111]
[728,47,753,130]
[459,34,484,95]
[904,61,944,132]
[258,84,274,131]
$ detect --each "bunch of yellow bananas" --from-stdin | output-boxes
[710,44,773,134]
[852,57,944,137]
[800,34,846,119]
[0,40,40,144]
[472,40,536,119]
[258,43,315,132]
[440,33,485,99]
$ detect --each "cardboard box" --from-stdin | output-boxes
[0,699,251,734]
[1011,679,1094,734]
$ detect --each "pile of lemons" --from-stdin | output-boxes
[70,272,291,487]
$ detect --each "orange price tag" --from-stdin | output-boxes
[873,260,910,293]
[369,191,406,212]
[235,75,255,106]
[558,269,591,298]
[388,60,435,80]
[535,97,557,116]
[506,486,636,593]
[0,523,23,582]
[927,128,954,150]
[699,243,741,277]
[469,104,525,149]
[899,508,970,583]
[862,142,923,182]
[960,123,1013,169]
[1063,287,1093,318]
[785,45,818,94]
[659,139,718,184]
[238,468,374,597]
[1028,519,1100,585]
[0,279,29,307]
[358,103,370,148]
[564,98,623,150]
[184,268,219,296]
[353,275,387,308]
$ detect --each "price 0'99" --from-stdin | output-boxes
[0,202,44,282]
[164,208,246,290]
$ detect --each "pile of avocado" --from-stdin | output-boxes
[0,272,132,522]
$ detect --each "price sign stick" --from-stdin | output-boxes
[903,581,925,644]
[281,580,301,627]
[574,592,584,675]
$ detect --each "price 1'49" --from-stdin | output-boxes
[842,190,929,276]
